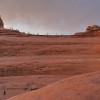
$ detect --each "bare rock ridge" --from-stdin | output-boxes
[74,24,100,37]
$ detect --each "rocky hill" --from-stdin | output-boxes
[74,25,100,37]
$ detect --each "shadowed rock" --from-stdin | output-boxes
[0,15,4,28]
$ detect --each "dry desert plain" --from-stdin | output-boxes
[0,29,100,100]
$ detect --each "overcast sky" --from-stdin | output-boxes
[0,0,100,35]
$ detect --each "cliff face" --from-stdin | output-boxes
[74,25,100,37]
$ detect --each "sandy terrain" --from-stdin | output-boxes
[8,71,100,100]
[0,29,100,99]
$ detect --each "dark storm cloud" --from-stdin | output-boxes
[0,0,100,34]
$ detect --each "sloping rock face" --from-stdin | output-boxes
[8,71,100,100]
[0,17,4,28]
[74,25,100,37]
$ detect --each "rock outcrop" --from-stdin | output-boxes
[0,16,4,28]
[74,24,100,37]
[86,25,100,32]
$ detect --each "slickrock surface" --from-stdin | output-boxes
[0,26,100,99]
[8,71,100,100]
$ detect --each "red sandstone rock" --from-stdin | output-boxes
[8,71,100,100]
[74,24,100,37]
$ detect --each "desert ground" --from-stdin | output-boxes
[0,29,100,100]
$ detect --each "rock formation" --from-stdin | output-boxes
[0,15,4,28]
[74,24,100,37]
[86,25,100,32]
